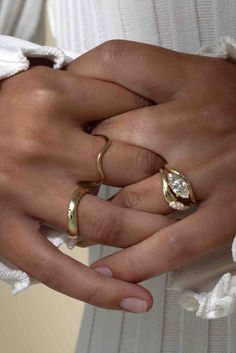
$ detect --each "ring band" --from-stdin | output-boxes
[88,134,112,187]
[160,165,196,211]
[67,134,111,241]
[67,186,90,239]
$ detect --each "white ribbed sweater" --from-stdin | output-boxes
[1,0,236,352]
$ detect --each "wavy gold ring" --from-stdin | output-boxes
[88,134,112,187]
[67,134,111,241]
[160,165,197,211]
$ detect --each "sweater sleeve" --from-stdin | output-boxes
[0,34,77,79]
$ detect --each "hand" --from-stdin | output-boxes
[73,40,236,285]
[0,60,174,312]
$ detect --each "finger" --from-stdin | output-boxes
[63,69,151,124]
[70,132,164,186]
[0,211,152,312]
[92,102,210,197]
[91,103,178,161]
[25,179,174,248]
[90,194,236,283]
[110,173,172,215]
[68,40,192,103]
[33,67,150,125]
[76,194,175,248]
[92,97,223,166]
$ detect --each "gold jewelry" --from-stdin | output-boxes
[160,165,196,211]
[67,134,111,241]
[88,134,112,187]
[67,186,90,239]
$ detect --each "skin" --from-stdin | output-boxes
[69,40,236,293]
[0,59,176,312]
[2,39,236,313]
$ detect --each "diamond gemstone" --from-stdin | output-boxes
[169,201,185,210]
[168,172,190,198]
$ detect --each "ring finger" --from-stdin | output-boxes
[23,176,175,248]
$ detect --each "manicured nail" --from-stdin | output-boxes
[94,266,113,277]
[120,298,148,313]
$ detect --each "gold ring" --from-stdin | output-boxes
[160,165,196,211]
[67,134,111,241]
[88,134,112,187]
[67,186,90,239]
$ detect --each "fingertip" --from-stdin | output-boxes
[119,284,153,313]
[139,286,153,311]
[91,262,153,311]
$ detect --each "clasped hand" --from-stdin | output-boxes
[0,40,235,313]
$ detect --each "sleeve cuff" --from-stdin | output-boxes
[0,35,75,80]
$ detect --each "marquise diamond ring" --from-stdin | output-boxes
[159,165,197,211]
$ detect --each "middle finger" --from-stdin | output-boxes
[35,181,175,248]
[66,130,164,187]
[20,169,175,248]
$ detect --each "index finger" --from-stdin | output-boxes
[61,71,151,123]
[69,40,191,103]
[0,212,152,312]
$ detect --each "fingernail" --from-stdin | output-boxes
[94,266,113,277]
[120,298,148,313]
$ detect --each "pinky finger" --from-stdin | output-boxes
[0,211,153,312]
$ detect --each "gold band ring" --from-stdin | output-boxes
[160,165,196,211]
[67,186,90,239]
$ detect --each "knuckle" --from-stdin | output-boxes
[125,255,141,280]
[93,213,120,244]
[17,122,61,162]
[17,128,51,162]
[18,135,42,159]
[33,258,59,288]
[122,187,142,209]
[3,66,50,94]
[32,87,60,114]
[20,70,60,114]
[164,233,194,267]
[136,148,160,177]
[87,284,103,306]
[99,40,127,65]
